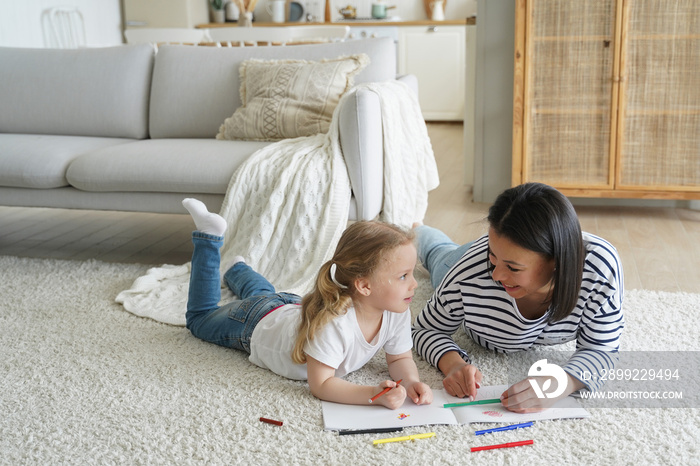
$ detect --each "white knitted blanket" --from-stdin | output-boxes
[116,81,439,325]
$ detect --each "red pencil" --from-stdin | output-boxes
[471,440,533,452]
[369,379,403,403]
[259,417,283,426]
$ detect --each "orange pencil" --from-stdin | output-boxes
[369,379,402,403]
[259,417,283,426]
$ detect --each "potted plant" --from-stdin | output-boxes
[210,0,225,23]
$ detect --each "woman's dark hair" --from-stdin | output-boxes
[487,182,584,323]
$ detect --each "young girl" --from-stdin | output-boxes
[182,198,433,409]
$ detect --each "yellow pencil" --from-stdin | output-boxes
[373,432,436,445]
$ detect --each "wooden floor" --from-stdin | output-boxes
[2,122,700,293]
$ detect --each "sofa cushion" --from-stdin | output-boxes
[0,134,134,189]
[216,54,369,141]
[66,139,270,194]
[0,45,154,139]
[149,37,397,139]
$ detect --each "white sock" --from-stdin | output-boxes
[182,198,227,236]
[222,255,246,274]
[220,255,246,284]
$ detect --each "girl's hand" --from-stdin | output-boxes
[443,363,483,400]
[375,380,406,410]
[406,381,433,405]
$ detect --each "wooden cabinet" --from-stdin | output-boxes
[512,0,700,199]
[399,25,467,121]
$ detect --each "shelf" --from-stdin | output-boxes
[198,18,475,28]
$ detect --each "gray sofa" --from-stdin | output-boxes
[0,38,413,220]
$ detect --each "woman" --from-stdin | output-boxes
[412,183,624,413]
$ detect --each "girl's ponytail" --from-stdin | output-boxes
[291,261,351,364]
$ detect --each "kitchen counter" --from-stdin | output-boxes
[199,17,475,28]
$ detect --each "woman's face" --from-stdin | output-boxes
[487,228,556,301]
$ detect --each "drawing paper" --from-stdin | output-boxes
[322,385,590,431]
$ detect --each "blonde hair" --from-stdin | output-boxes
[291,221,415,364]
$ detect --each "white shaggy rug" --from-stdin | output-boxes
[1,255,698,465]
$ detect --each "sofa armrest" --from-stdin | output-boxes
[338,87,383,221]
[338,75,419,221]
[397,74,419,97]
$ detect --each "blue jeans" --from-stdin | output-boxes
[415,225,475,289]
[186,232,301,354]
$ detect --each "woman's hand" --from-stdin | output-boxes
[443,362,482,399]
[405,381,433,405]
[437,352,482,399]
[374,380,407,410]
[501,373,584,413]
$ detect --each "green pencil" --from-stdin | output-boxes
[443,398,502,408]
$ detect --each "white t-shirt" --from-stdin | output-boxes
[249,304,413,380]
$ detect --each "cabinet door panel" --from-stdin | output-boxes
[532,0,616,38]
[531,40,614,111]
[522,0,617,187]
[627,0,700,36]
[621,114,700,188]
[619,1,700,191]
[528,113,611,186]
[398,26,466,121]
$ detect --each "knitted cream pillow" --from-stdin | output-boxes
[216,54,369,141]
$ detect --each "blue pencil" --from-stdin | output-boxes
[474,421,534,436]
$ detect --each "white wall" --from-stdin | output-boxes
[0,0,123,48]
[472,0,513,203]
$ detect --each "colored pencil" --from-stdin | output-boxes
[259,417,283,426]
[475,421,534,436]
[339,427,404,436]
[373,432,435,445]
[471,439,534,452]
[443,398,501,408]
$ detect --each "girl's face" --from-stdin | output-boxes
[487,228,556,301]
[361,243,418,314]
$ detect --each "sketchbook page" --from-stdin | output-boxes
[439,385,591,424]
[321,396,458,431]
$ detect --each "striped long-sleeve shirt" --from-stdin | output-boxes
[412,232,624,392]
